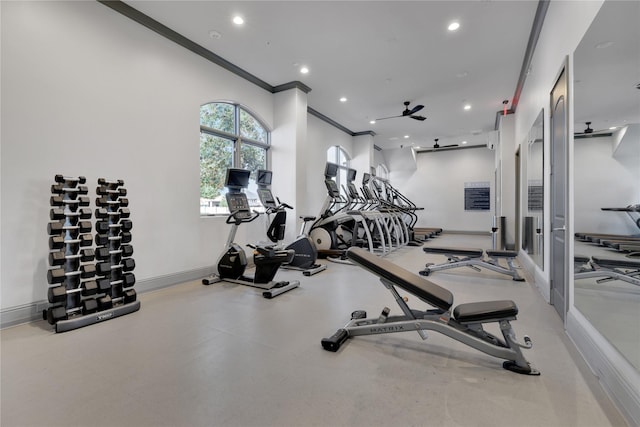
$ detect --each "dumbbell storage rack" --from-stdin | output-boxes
[43,175,140,333]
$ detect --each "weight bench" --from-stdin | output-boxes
[419,246,524,281]
[321,247,540,375]
[575,256,640,288]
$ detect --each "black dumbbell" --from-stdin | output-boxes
[47,265,97,284]
[97,186,127,197]
[97,278,112,293]
[49,248,95,266]
[95,221,110,234]
[51,184,89,195]
[97,289,136,311]
[96,258,135,275]
[55,174,86,184]
[47,280,99,303]
[121,220,133,231]
[121,273,136,288]
[95,245,134,261]
[44,298,99,325]
[50,208,92,220]
[48,234,93,249]
[50,195,90,207]
[47,221,92,236]
[119,208,130,218]
[97,178,124,187]
[95,232,132,246]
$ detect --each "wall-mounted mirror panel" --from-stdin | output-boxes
[573,0,640,372]
[522,110,544,269]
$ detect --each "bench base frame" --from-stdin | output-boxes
[322,278,539,375]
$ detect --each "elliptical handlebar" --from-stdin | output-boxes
[226,209,261,225]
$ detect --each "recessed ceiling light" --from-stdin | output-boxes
[464,104,471,110]
[609,126,617,130]
[448,21,460,31]
[404,135,410,139]
[300,66,309,74]
[232,16,244,25]
[461,141,468,145]
[370,120,376,124]
[340,97,347,103]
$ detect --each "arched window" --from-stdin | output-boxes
[376,163,389,180]
[327,146,351,190]
[200,102,269,215]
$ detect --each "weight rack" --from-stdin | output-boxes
[43,175,140,333]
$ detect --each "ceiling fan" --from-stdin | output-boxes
[574,121,614,139]
[414,138,459,153]
[432,138,458,149]
[375,101,426,121]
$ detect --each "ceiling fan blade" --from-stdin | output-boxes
[374,114,403,121]
[410,115,427,121]
[408,104,424,115]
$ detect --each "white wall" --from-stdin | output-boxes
[0,1,275,309]
[574,135,640,235]
[390,147,495,232]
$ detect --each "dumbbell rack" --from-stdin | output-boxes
[93,178,139,323]
[43,175,140,333]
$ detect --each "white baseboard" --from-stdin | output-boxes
[0,266,215,329]
[566,310,640,426]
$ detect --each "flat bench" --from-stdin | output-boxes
[321,247,538,375]
[574,256,640,288]
[420,246,524,281]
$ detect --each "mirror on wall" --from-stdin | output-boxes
[573,1,640,372]
[522,110,544,269]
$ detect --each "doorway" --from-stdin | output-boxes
[550,66,568,320]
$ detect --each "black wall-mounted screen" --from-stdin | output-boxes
[225,168,251,188]
[325,162,339,178]
[257,169,272,186]
[347,168,357,182]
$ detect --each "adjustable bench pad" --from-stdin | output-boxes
[485,250,518,258]
[453,300,518,323]
[347,247,454,311]
[423,246,484,258]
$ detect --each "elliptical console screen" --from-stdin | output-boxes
[324,162,339,178]
[226,193,251,216]
[325,179,341,198]
[257,188,277,208]
[256,169,272,186]
[225,168,251,189]
[347,168,357,182]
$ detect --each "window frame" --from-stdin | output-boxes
[200,102,270,216]
[327,145,351,192]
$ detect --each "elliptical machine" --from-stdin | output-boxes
[202,168,300,299]
[256,170,327,276]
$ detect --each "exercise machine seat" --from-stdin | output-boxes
[422,246,484,258]
[453,300,518,323]
[592,257,640,269]
[347,247,454,311]
[485,250,518,258]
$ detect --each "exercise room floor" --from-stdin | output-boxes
[0,234,628,427]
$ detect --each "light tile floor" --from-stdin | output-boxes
[0,234,628,426]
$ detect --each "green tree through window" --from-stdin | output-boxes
[200,102,270,215]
